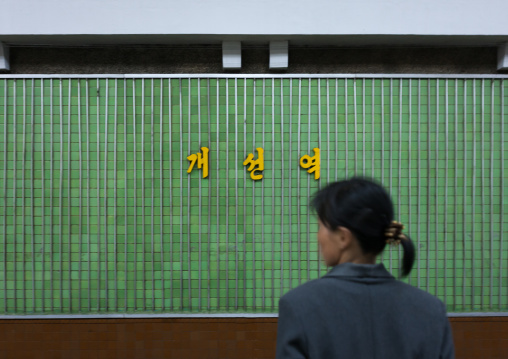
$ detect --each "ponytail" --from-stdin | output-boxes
[384,221,415,277]
[399,236,415,277]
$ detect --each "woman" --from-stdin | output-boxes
[276,177,454,359]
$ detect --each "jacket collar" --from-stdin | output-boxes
[323,262,394,281]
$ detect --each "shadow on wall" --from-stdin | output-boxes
[4,46,501,74]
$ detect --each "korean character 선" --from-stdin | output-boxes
[243,147,264,180]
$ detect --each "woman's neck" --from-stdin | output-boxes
[338,250,377,265]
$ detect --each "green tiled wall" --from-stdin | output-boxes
[0,77,506,314]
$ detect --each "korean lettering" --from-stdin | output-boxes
[243,148,264,180]
[187,147,210,178]
[300,148,320,180]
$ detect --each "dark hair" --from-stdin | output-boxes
[311,177,415,277]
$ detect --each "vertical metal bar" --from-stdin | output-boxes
[23,79,35,310]
[123,79,128,311]
[142,79,146,311]
[481,79,487,308]
[314,79,318,280]
[417,79,421,288]
[297,80,301,285]
[481,79,485,309]
[434,79,440,296]
[408,79,412,286]
[325,78,330,277]
[151,79,155,310]
[308,79,312,279]
[317,77,322,266]
[168,79,173,311]
[104,79,109,312]
[59,79,64,312]
[113,79,118,312]
[96,78,101,311]
[500,80,505,309]
[78,80,83,311]
[40,80,45,311]
[328,79,337,186]
[288,78,293,291]
[225,79,229,311]
[252,80,256,309]
[472,79,477,309]
[354,79,358,175]
[3,80,7,312]
[345,80,348,177]
[67,80,72,311]
[133,79,137,311]
[86,80,90,312]
[31,80,36,311]
[379,80,384,264]
[160,78,164,311]
[243,78,247,310]
[271,78,275,310]
[207,78,211,311]
[13,80,17,312]
[234,78,238,310]
[142,79,151,310]
[372,79,375,178]
[198,79,203,311]
[463,79,467,308]
[444,79,448,305]
[336,79,339,181]
[36,79,43,312]
[490,79,494,309]
[215,80,219,311]
[435,79,440,296]
[261,79,265,309]
[280,79,284,298]
[22,79,26,313]
[398,81,402,276]
[381,79,385,185]
[187,78,191,310]
[454,79,458,309]
[363,79,366,176]
[47,80,54,313]
[389,79,393,272]
[179,79,183,310]
[310,79,315,274]
[145,79,153,310]
[426,80,431,293]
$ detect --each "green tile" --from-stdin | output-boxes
[0,77,506,314]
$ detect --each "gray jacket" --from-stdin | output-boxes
[276,263,454,359]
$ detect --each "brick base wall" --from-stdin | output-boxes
[451,317,508,359]
[0,317,506,359]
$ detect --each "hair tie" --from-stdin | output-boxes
[385,221,406,246]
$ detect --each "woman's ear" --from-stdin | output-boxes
[336,226,355,250]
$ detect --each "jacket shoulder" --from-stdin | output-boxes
[279,278,323,304]
[279,276,447,313]
[392,280,447,310]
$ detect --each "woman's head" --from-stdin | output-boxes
[311,177,415,276]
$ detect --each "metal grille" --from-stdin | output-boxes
[0,76,506,314]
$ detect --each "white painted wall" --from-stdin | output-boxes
[0,0,506,36]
